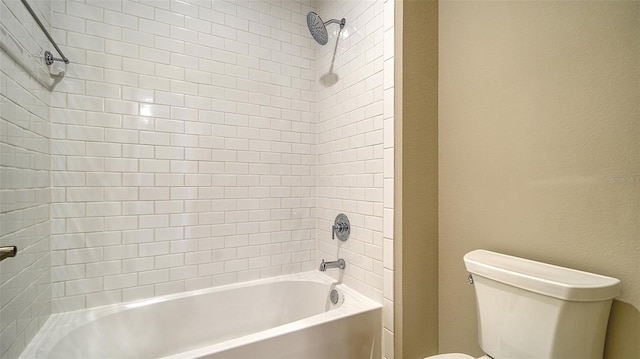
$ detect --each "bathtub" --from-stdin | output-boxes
[21,271,382,359]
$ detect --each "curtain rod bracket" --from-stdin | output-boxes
[21,0,70,65]
[44,51,69,65]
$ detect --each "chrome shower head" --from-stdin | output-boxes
[306,12,346,45]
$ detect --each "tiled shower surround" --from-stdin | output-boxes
[49,0,320,310]
[1,0,393,358]
[0,0,53,357]
[315,0,395,357]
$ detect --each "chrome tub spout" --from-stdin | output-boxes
[319,258,346,271]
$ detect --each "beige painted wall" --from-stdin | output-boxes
[439,1,639,358]
[395,0,439,358]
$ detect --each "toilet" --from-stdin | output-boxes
[427,249,621,359]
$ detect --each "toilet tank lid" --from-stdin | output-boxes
[464,250,621,301]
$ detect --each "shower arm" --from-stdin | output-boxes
[324,18,346,29]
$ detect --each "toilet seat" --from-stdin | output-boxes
[424,354,476,359]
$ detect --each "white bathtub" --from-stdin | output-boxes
[21,271,382,359]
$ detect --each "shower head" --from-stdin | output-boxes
[306,12,346,45]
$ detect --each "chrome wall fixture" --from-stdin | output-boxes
[306,11,346,45]
[319,214,350,272]
[319,258,346,271]
[20,0,70,65]
[0,246,17,262]
[332,213,350,241]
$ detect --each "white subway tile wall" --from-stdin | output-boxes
[49,0,319,312]
[1,0,394,357]
[0,0,53,357]
[314,0,393,357]
[382,0,395,357]
[316,0,382,297]
[380,0,395,356]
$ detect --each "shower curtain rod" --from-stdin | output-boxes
[20,0,69,64]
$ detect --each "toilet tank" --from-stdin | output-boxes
[464,250,621,359]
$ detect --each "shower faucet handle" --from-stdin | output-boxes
[331,223,344,239]
[331,213,350,241]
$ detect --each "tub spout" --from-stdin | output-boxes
[319,258,345,271]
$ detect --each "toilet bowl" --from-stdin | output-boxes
[425,250,620,359]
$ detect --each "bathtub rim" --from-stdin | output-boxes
[161,276,382,359]
[21,271,381,359]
